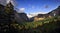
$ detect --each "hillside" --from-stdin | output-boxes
[0,2,29,33]
[15,12,29,23]
[0,1,60,33]
[31,6,60,22]
[4,16,60,33]
[48,6,60,16]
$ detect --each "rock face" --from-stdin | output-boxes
[32,6,60,21]
[15,12,29,23]
[48,6,60,16]
[18,13,29,22]
[33,14,47,21]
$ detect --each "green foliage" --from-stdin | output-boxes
[0,16,60,33]
[4,3,14,14]
[12,16,60,33]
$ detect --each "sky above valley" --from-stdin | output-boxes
[15,0,60,18]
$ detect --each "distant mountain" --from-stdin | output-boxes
[17,13,29,22]
[48,6,60,16]
[31,6,60,21]
[27,12,47,18]
[37,6,60,17]
[14,10,29,23]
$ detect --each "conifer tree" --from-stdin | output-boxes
[4,2,14,14]
[4,2,15,23]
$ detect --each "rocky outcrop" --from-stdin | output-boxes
[14,11,29,23]
[48,6,60,16]
[18,13,29,22]
[32,6,60,21]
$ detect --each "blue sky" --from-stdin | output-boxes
[16,0,60,14]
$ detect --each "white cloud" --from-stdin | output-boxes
[18,8,25,13]
[27,12,47,18]
[11,0,17,7]
[0,0,16,6]
[27,14,33,18]
[30,12,47,15]
[20,8,25,11]
[6,0,11,3]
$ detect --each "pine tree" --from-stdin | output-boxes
[3,2,16,33]
[4,2,14,14]
[0,2,19,33]
[4,2,15,23]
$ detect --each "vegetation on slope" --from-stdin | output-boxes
[9,16,60,33]
[0,16,60,33]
